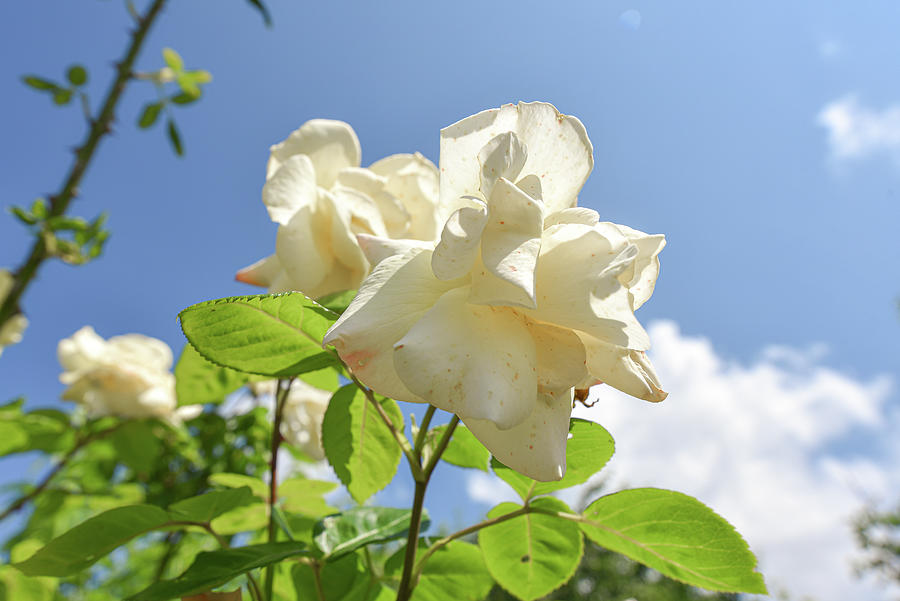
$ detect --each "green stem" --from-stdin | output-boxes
[0,0,167,329]
[422,415,458,479]
[202,522,262,601]
[265,378,291,601]
[413,405,436,456]
[311,560,326,601]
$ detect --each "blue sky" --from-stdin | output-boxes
[1,2,898,599]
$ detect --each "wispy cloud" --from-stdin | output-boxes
[467,321,898,601]
[818,95,900,163]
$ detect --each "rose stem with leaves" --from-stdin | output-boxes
[0,0,167,329]
[264,378,292,601]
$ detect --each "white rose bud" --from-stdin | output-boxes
[0,269,28,357]
[236,119,441,299]
[324,102,666,482]
[58,326,200,424]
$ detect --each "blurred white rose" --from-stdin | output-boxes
[58,326,201,424]
[0,270,28,357]
[324,102,665,481]
[279,379,330,460]
[237,119,441,299]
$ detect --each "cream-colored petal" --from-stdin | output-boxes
[464,390,573,482]
[440,102,593,216]
[357,234,432,267]
[58,326,107,373]
[369,153,441,241]
[236,254,282,289]
[336,167,410,238]
[578,333,667,402]
[267,119,361,187]
[108,334,174,372]
[431,202,488,281]
[528,224,650,350]
[605,223,666,310]
[323,249,465,402]
[468,253,538,309]
[515,174,543,202]
[329,186,388,239]
[262,154,317,225]
[275,204,332,296]
[472,178,543,307]
[544,207,600,228]
[528,321,588,396]
[393,287,537,429]
[478,132,527,199]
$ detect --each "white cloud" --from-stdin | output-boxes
[818,95,900,163]
[466,321,898,601]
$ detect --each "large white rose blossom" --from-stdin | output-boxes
[0,270,28,357]
[236,119,442,299]
[323,102,666,481]
[58,326,201,424]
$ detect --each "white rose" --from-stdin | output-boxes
[279,379,330,460]
[58,326,200,424]
[236,119,442,299]
[0,270,28,357]
[324,102,666,481]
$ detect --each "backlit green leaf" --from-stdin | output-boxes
[174,344,251,406]
[313,506,426,560]
[167,488,255,524]
[384,540,493,601]
[427,424,489,472]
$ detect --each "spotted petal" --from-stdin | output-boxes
[578,333,667,402]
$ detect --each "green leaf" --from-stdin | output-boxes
[21,76,57,91]
[208,473,268,499]
[162,47,184,72]
[66,65,87,86]
[171,92,199,105]
[479,498,583,601]
[167,487,255,523]
[291,552,390,601]
[14,505,170,576]
[316,289,357,315]
[245,0,272,26]
[0,564,56,601]
[579,488,767,594]
[9,206,37,226]
[313,506,427,560]
[138,101,162,128]
[0,403,74,457]
[278,477,337,518]
[174,344,251,406]
[427,424,489,471]
[211,503,268,536]
[384,540,494,601]
[321,385,403,503]
[175,73,201,99]
[52,88,72,105]
[110,420,163,473]
[179,293,339,378]
[491,419,614,500]
[126,542,308,600]
[167,119,184,156]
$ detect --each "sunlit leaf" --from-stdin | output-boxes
[313,506,426,560]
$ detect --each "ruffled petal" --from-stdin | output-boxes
[464,390,573,482]
[394,287,537,429]
[528,321,588,396]
[236,254,283,289]
[329,186,388,239]
[578,333,667,402]
[262,154,317,225]
[108,334,174,372]
[544,207,600,228]
[275,203,333,296]
[58,326,107,374]
[478,132,527,199]
[336,167,410,238]
[369,153,440,241]
[527,224,650,350]
[470,178,543,307]
[431,201,488,281]
[606,223,666,310]
[357,234,432,267]
[267,119,361,187]
[440,102,593,216]
[323,249,466,402]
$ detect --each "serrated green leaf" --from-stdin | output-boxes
[313,506,427,560]
[479,498,583,601]
[179,293,339,378]
[167,119,184,156]
[162,47,183,72]
[291,552,390,601]
[384,540,493,601]
[316,290,357,315]
[14,505,170,576]
[427,424,489,471]
[167,488,255,523]
[22,76,57,91]
[126,542,307,600]
[321,385,402,503]
[579,488,767,594]
[66,65,87,86]
[138,101,162,128]
[245,0,272,26]
[491,419,614,500]
[175,344,251,406]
